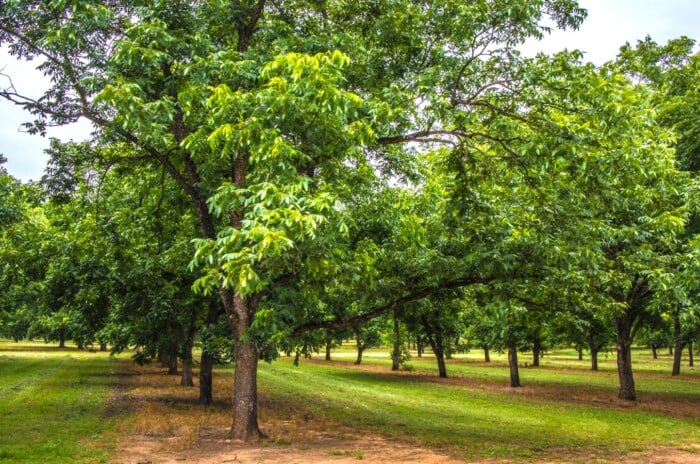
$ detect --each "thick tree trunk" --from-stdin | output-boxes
[532,337,541,367]
[672,312,683,376]
[58,332,66,349]
[417,339,423,358]
[577,347,583,361]
[669,346,674,355]
[508,345,521,387]
[100,343,107,352]
[615,317,636,401]
[482,345,490,363]
[325,329,332,361]
[651,345,658,360]
[231,337,261,440]
[181,356,194,387]
[199,349,215,404]
[168,353,178,375]
[391,311,400,371]
[229,294,262,441]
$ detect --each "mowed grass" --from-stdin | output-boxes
[0,340,122,464]
[330,346,700,399]
[0,340,698,463]
[250,345,700,461]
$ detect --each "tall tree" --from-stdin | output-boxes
[0,0,597,439]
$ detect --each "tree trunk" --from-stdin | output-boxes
[615,316,636,401]
[428,333,447,378]
[508,345,521,387]
[354,328,364,365]
[231,337,261,440]
[689,342,694,367]
[482,345,490,363]
[354,346,364,365]
[577,347,583,361]
[672,312,683,376]
[651,345,658,359]
[417,339,423,358]
[590,345,599,371]
[168,353,178,375]
[58,332,66,349]
[391,311,401,371]
[100,343,107,352]
[532,337,541,367]
[199,302,221,404]
[669,346,674,355]
[325,329,332,361]
[199,349,215,404]
[181,320,196,387]
[229,294,262,441]
[181,356,194,387]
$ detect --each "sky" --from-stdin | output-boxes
[1,0,699,183]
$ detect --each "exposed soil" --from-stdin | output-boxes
[107,361,700,464]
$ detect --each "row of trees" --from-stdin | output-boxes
[1,0,699,440]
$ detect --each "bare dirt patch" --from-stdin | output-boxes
[107,363,462,464]
[107,362,700,464]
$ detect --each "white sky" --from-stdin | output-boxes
[1,0,699,182]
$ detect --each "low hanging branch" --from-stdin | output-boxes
[287,274,500,341]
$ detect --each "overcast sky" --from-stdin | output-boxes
[1,0,699,182]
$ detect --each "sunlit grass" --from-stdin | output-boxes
[325,344,700,398]
[0,340,122,464]
[1,339,698,463]
[247,344,700,461]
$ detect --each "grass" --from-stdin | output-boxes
[247,345,700,461]
[0,340,123,464]
[0,339,698,463]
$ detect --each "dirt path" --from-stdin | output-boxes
[106,363,700,464]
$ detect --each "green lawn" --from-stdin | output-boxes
[0,340,698,463]
[252,345,700,461]
[0,341,121,464]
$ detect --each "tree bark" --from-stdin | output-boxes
[181,320,196,387]
[325,329,332,361]
[428,335,447,378]
[688,342,694,367]
[229,295,262,441]
[482,344,490,363]
[100,343,107,352]
[354,327,364,365]
[508,345,521,387]
[391,310,401,371]
[199,302,221,404]
[651,345,658,359]
[168,353,179,375]
[58,332,66,349]
[577,346,583,361]
[435,347,447,378]
[532,337,541,367]
[672,312,683,376]
[417,339,423,358]
[590,345,599,371]
[615,316,636,401]
[199,349,216,404]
